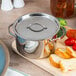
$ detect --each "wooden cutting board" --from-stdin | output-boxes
[12,40,76,76]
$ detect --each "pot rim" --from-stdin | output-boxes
[10,12,60,41]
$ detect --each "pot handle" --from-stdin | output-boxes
[8,24,16,37]
[27,23,47,32]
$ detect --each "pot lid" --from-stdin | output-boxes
[13,13,60,41]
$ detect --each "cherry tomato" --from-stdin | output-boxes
[66,29,76,39]
[72,43,76,51]
[65,38,76,46]
[52,35,57,39]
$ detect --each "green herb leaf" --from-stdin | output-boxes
[57,18,67,27]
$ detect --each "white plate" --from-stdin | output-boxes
[5,67,30,76]
[0,40,9,76]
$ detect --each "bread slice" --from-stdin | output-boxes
[47,41,54,51]
[44,40,48,45]
[44,44,51,57]
[49,54,62,68]
[55,48,71,59]
[66,47,76,58]
[40,40,53,58]
[60,58,76,72]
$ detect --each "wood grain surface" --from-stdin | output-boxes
[0,0,76,76]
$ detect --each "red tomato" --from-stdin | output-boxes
[66,29,76,39]
[65,38,76,46]
[52,35,57,39]
[72,43,76,51]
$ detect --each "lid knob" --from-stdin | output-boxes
[27,23,47,32]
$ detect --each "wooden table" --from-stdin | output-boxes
[0,0,76,76]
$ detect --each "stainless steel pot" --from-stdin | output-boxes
[8,12,61,59]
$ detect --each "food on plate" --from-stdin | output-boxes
[47,25,76,72]
[44,40,54,49]
[57,27,66,38]
[44,40,48,45]
[39,42,51,58]
[44,44,51,56]
[57,18,67,27]
[41,40,54,58]
[49,54,62,68]
[52,27,66,40]
[65,38,76,46]
[49,46,76,72]
[54,36,68,50]
[66,47,76,58]
[45,26,76,72]
[64,37,76,50]
[60,58,76,72]
[49,54,76,72]
[47,41,54,51]
[72,43,76,51]
[55,48,71,59]
[66,29,76,39]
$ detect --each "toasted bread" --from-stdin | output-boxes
[47,41,54,51]
[49,54,62,68]
[55,48,71,59]
[44,44,51,57]
[49,54,76,72]
[44,40,48,45]
[60,58,76,72]
[40,40,53,58]
[66,47,76,58]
